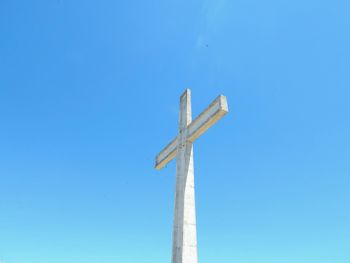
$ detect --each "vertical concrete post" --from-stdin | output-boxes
[172,89,198,263]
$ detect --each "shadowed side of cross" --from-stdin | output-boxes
[155,90,229,170]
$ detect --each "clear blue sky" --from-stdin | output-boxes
[1,0,349,263]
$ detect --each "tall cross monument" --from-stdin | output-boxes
[155,89,228,263]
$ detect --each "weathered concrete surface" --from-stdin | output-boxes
[155,93,228,170]
[155,89,228,263]
[172,90,198,263]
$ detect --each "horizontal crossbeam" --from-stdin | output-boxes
[155,136,178,170]
[188,95,228,142]
[155,95,228,170]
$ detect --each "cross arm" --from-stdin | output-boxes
[155,95,228,170]
[187,95,228,142]
[155,136,178,170]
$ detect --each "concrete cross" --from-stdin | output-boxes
[155,89,228,263]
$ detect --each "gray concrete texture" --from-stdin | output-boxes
[155,89,228,263]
